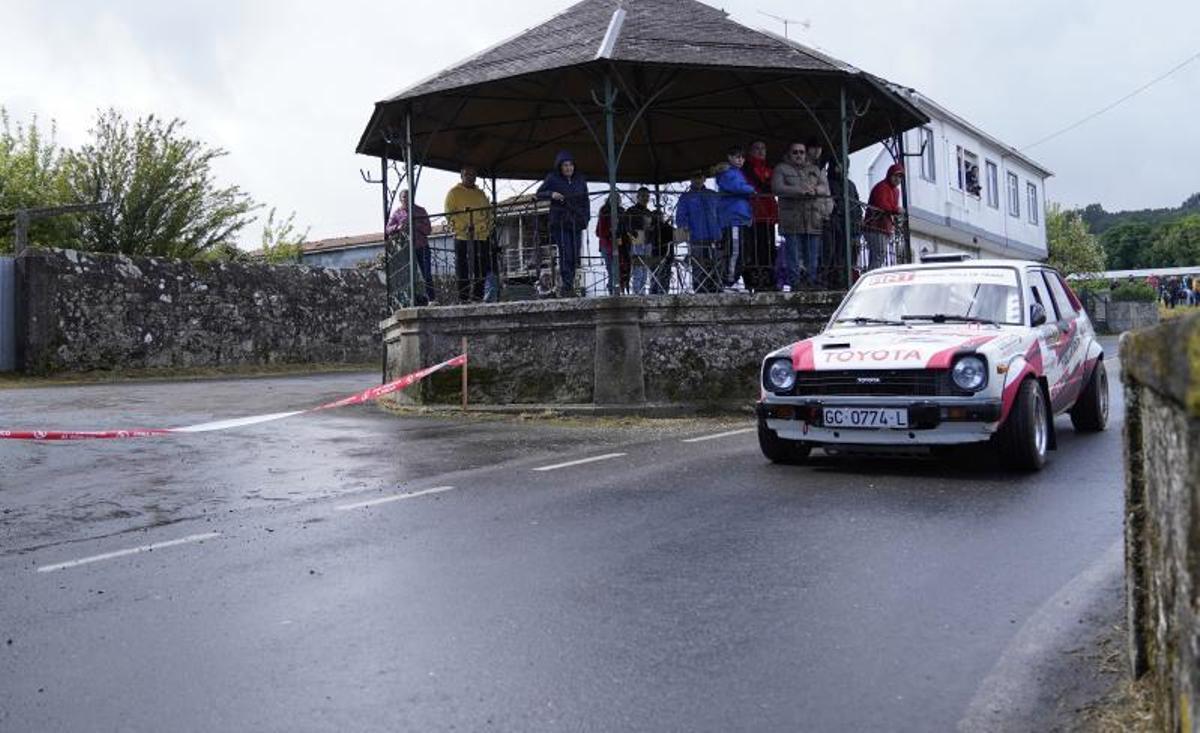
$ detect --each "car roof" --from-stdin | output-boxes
[870,259,1048,274]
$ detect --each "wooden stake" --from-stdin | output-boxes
[461,336,468,411]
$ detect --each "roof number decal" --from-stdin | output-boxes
[860,268,1019,288]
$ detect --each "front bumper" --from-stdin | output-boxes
[758,395,1002,446]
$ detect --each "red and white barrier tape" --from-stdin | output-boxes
[0,354,467,441]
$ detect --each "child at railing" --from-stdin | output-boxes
[674,171,722,293]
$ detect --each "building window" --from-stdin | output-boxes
[985,160,999,209]
[918,128,935,182]
[1027,182,1039,224]
[1007,172,1020,218]
[956,147,981,196]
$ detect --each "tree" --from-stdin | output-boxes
[0,109,78,252]
[1148,214,1200,267]
[1046,203,1105,276]
[1098,220,1154,270]
[61,109,258,259]
[258,207,309,264]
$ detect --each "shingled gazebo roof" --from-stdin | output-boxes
[356,0,927,183]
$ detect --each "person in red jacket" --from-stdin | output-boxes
[743,140,779,291]
[596,198,630,294]
[863,162,904,271]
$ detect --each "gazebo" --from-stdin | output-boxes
[357,0,929,408]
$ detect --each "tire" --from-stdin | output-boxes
[758,416,812,465]
[1069,361,1109,432]
[994,379,1048,471]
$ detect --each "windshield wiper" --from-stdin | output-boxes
[834,316,907,326]
[901,314,998,325]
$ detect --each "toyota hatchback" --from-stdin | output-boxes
[756,259,1108,471]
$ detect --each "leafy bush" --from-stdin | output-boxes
[1047,203,1105,276]
[1110,281,1157,302]
[1072,278,1110,294]
[61,109,258,260]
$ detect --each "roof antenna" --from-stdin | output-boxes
[757,10,810,39]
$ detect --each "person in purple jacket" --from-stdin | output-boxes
[536,151,590,297]
[385,190,436,305]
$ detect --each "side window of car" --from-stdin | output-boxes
[1044,271,1077,319]
[1052,271,1084,313]
[1027,271,1047,317]
[1036,271,1063,321]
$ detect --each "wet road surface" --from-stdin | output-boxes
[1,356,1126,731]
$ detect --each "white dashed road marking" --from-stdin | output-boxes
[532,453,626,472]
[682,427,755,443]
[37,532,222,573]
[335,485,455,511]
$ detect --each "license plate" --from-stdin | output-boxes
[821,407,909,429]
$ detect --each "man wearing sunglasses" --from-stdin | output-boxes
[773,140,832,289]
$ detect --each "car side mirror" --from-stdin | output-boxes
[1030,302,1047,327]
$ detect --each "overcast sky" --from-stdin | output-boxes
[3,0,1197,246]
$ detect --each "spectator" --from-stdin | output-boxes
[824,154,862,287]
[674,170,723,293]
[596,198,630,294]
[743,140,779,291]
[1192,275,1200,306]
[715,145,755,288]
[650,206,676,295]
[625,187,657,294]
[773,141,832,289]
[863,162,905,271]
[445,165,494,302]
[385,190,436,306]
[536,151,589,297]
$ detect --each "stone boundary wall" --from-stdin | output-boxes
[1120,313,1200,731]
[381,291,841,408]
[1080,290,1160,334]
[17,248,386,374]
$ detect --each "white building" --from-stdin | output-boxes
[855,88,1053,262]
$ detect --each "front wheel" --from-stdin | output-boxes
[758,416,812,465]
[1069,361,1109,432]
[994,379,1048,471]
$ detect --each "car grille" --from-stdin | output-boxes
[792,369,957,397]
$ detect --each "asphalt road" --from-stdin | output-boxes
[0,352,1126,732]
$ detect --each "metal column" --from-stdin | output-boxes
[404,110,417,306]
[896,133,913,263]
[379,156,390,382]
[839,86,852,289]
[603,75,620,296]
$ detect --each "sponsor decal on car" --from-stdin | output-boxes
[858,267,1019,289]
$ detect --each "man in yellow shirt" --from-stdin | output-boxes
[444,165,494,302]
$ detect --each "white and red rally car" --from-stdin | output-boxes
[757,257,1108,471]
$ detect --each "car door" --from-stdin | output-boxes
[1037,269,1087,412]
[1043,269,1089,409]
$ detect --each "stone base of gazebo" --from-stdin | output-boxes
[381,292,841,411]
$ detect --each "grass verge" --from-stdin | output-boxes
[1074,618,1157,732]
[1159,303,1200,320]
[0,362,377,389]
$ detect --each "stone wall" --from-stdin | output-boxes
[1107,300,1160,334]
[381,291,841,408]
[1121,313,1200,732]
[1080,290,1160,334]
[18,247,386,373]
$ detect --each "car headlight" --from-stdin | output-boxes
[765,358,796,393]
[951,355,988,392]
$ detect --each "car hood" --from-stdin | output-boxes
[771,325,1023,371]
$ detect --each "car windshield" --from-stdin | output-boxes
[836,267,1023,326]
